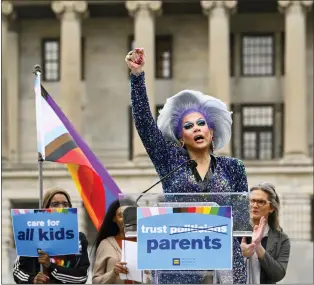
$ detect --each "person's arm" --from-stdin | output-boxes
[92,239,117,284]
[48,233,90,284]
[13,256,38,284]
[257,236,291,282]
[130,72,171,173]
[234,159,248,193]
[126,49,171,175]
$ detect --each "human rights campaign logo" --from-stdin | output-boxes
[173,258,180,266]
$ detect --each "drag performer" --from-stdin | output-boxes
[125,48,249,284]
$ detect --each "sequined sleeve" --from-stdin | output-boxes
[235,160,248,193]
[130,72,171,175]
[232,238,247,283]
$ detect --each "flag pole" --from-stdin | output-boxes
[38,153,44,209]
[34,64,44,273]
[34,64,44,209]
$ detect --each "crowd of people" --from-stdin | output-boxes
[12,48,290,284]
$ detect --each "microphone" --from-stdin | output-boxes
[135,159,197,204]
[123,159,198,231]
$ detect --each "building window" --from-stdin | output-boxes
[156,36,172,79]
[281,32,285,75]
[128,35,134,51]
[230,33,235,77]
[232,104,284,160]
[42,39,60,81]
[42,38,85,81]
[241,33,275,76]
[241,105,275,160]
[127,35,173,79]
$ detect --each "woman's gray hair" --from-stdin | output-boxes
[250,182,281,231]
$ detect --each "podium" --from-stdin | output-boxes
[119,192,251,284]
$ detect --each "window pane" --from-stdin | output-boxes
[241,106,275,160]
[43,39,60,81]
[241,35,274,76]
[243,106,273,126]
[259,132,273,159]
[156,36,172,79]
[244,132,257,159]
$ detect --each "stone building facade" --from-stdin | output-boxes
[1,0,313,283]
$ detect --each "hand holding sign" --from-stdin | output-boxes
[33,272,49,284]
[38,249,51,268]
[114,261,128,275]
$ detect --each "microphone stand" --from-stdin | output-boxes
[123,159,197,235]
[135,159,197,204]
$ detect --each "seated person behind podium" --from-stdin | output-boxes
[13,188,90,284]
[92,199,138,284]
[241,182,290,284]
[125,48,249,284]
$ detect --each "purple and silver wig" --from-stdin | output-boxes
[157,90,232,150]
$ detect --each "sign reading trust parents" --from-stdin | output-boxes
[137,206,232,270]
[11,208,79,257]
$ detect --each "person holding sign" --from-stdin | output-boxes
[125,49,248,283]
[241,183,290,284]
[92,199,140,284]
[13,188,90,284]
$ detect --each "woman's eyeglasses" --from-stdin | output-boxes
[249,199,270,207]
[50,201,70,208]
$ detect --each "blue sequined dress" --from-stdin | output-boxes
[130,72,248,284]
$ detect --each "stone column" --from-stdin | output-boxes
[126,1,162,163]
[201,0,237,156]
[1,1,13,161]
[1,198,12,284]
[278,0,313,162]
[52,1,87,133]
[7,26,19,164]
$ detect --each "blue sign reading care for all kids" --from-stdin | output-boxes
[11,208,79,257]
[137,206,232,270]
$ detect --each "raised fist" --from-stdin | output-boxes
[125,48,145,75]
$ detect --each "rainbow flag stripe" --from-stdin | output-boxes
[11,208,78,216]
[137,206,231,219]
